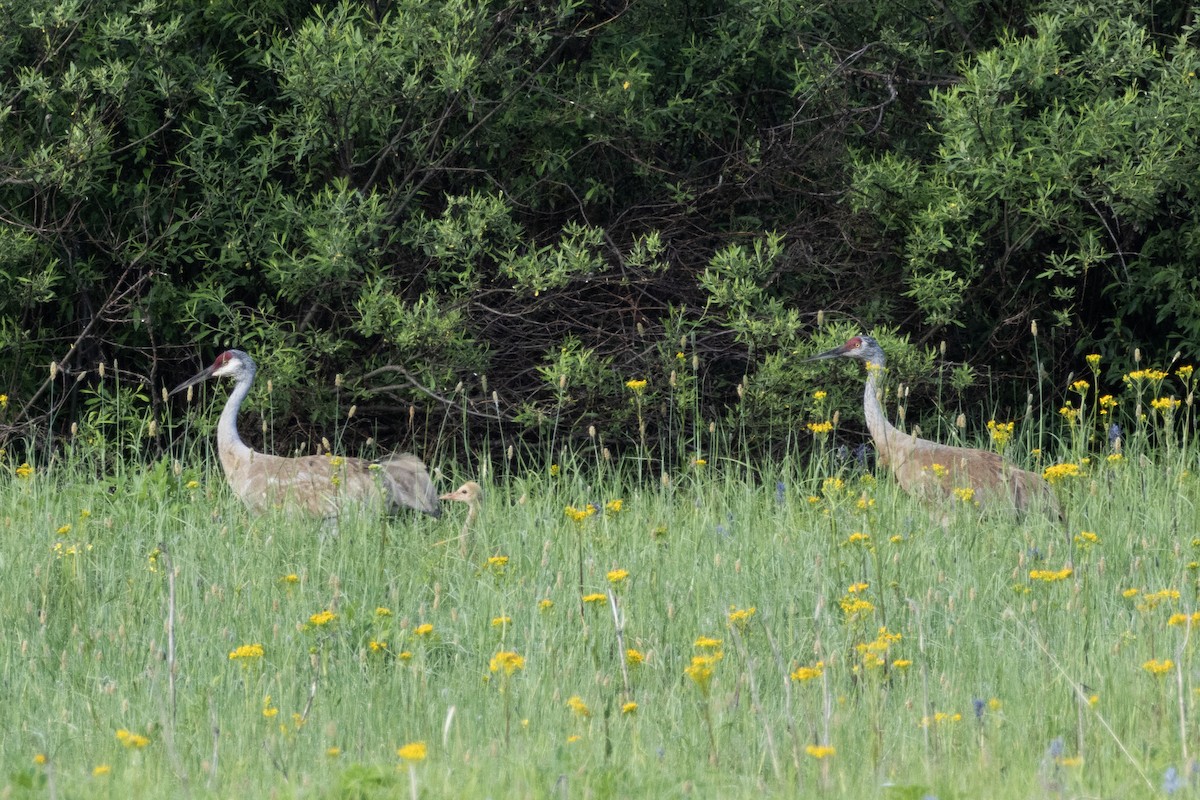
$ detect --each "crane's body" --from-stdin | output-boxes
[172,350,440,519]
[808,336,1059,517]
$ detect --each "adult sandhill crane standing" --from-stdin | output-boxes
[438,481,483,555]
[170,350,440,520]
[806,335,1060,518]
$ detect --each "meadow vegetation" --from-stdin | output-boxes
[4,351,1198,799]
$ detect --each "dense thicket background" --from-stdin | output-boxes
[0,0,1196,464]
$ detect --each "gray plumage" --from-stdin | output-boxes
[171,350,440,519]
[807,335,1060,518]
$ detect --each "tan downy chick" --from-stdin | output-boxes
[439,481,483,555]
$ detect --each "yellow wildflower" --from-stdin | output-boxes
[621,702,638,715]
[626,648,645,666]
[847,582,869,593]
[1125,369,1168,383]
[55,524,71,536]
[1043,463,1081,484]
[581,593,607,604]
[1074,531,1099,548]
[607,568,629,584]
[1029,568,1073,582]
[805,744,836,759]
[566,695,591,717]
[327,747,341,758]
[1086,354,1101,369]
[1071,379,1090,393]
[625,378,647,393]
[396,742,427,762]
[369,640,387,652]
[491,616,511,627]
[1178,365,1194,380]
[92,764,111,777]
[1143,658,1174,675]
[893,659,913,669]
[1151,396,1181,413]
[309,610,336,626]
[34,754,46,766]
[414,623,434,636]
[847,531,870,544]
[605,499,623,514]
[790,662,825,682]
[930,463,948,478]
[684,654,718,691]
[538,598,554,610]
[280,573,300,584]
[953,486,976,503]
[806,420,834,435]
[986,419,1014,448]
[15,462,32,479]
[375,606,392,616]
[115,729,150,748]
[693,635,722,649]
[228,643,264,660]
[489,650,525,675]
[727,606,756,628]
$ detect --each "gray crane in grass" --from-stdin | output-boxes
[170,350,440,520]
[806,335,1060,518]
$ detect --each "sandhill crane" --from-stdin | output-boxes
[437,481,482,555]
[806,335,1060,518]
[170,350,440,520]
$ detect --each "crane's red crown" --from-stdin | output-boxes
[213,351,236,369]
[845,336,863,348]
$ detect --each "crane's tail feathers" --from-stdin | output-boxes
[377,454,441,517]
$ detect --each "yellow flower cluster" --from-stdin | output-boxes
[1029,568,1073,582]
[582,593,606,604]
[919,711,963,728]
[953,486,976,504]
[625,648,645,666]
[566,695,591,717]
[228,643,264,660]
[1074,531,1099,549]
[805,744,836,759]
[308,610,336,626]
[1125,369,1168,383]
[986,419,1014,448]
[1151,396,1181,413]
[116,729,150,748]
[607,568,629,584]
[1043,463,1081,484]
[1142,658,1174,675]
[625,378,648,393]
[727,606,756,629]
[564,504,598,523]
[489,650,525,675]
[415,623,434,635]
[397,742,427,762]
[806,421,834,435]
[604,499,623,515]
[855,626,903,669]
[838,595,875,619]
[930,463,948,478]
[1167,612,1200,627]
[791,662,825,682]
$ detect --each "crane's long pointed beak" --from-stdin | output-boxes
[169,364,216,396]
[803,343,852,362]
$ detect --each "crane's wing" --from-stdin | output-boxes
[375,453,441,517]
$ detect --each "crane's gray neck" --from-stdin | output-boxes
[862,359,900,450]
[218,368,255,462]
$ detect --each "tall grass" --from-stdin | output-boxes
[2,355,1197,798]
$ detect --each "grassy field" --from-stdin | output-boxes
[3,370,1199,798]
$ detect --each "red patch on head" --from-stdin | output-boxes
[213,351,235,369]
[846,336,862,348]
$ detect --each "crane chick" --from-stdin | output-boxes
[438,481,482,555]
[806,335,1059,518]
[171,349,440,520]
